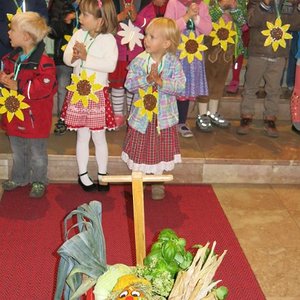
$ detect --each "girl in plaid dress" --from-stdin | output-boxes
[61,0,118,192]
[122,17,186,200]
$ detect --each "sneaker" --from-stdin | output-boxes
[177,124,194,138]
[151,184,165,200]
[54,119,67,136]
[29,182,46,198]
[226,80,239,94]
[2,180,23,191]
[264,119,279,138]
[207,111,230,128]
[196,114,213,132]
[237,117,252,135]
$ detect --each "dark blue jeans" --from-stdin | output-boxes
[9,136,48,185]
[286,31,299,88]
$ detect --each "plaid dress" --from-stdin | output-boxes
[61,86,116,131]
[122,116,182,175]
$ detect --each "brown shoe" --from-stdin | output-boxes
[151,184,165,200]
[237,116,252,135]
[264,117,279,138]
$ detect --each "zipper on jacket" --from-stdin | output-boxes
[29,109,35,128]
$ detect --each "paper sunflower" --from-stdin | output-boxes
[261,17,292,52]
[210,18,236,51]
[117,20,144,51]
[61,28,78,51]
[0,88,30,122]
[134,86,158,122]
[66,70,103,108]
[178,32,208,63]
[6,8,22,27]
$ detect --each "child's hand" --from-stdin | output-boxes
[73,41,87,61]
[64,12,76,24]
[219,0,237,10]
[147,64,163,87]
[0,73,18,90]
[118,7,131,22]
[185,3,199,21]
[128,4,137,21]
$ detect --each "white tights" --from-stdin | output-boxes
[76,127,108,185]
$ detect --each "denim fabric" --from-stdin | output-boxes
[56,64,72,117]
[286,31,299,88]
[9,136,48,185]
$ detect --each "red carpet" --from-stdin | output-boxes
[0,184,265,299]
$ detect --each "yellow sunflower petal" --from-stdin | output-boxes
[1,88,10,98]
[20,102,30,109]
[264,36,273,47]
[187,53,194,64]
[227,37,235,44]
[261,29,271,36]
[88,72,96,83]
[272,41,279,52]
[89,93,99,103]
[212,37,220,46]
[179,51,188,60]
[146,110,153,122]
[195,52,203,61]
[212,23,220,31]
[15,109,24,121]
[219,18,225,27]
[66,84,77,92]
[210,31,217,38]
[178,43,185,51]
[282,32,292,40]
[0,106,8,114]
[71,92,81,104]
[81,96,89,108]
[81,70,88,80]
[220,40,228,51]
[275,17,282,27]
[71,74,80,83]
[139,89,146,98]
[278,38,286,48]
[281,24,290,32]
[181,34,189,42]
[134,99,144,108]
[266,21,274,30]
[196,34,204,43]
[189,31,196,40]
[7,112,14,123]
[198,44,208,52]
[92,83,102,92]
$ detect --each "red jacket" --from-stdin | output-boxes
[1,42,57,138]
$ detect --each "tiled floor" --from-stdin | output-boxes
[1,117,300,299]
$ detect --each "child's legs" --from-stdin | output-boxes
[91,130,108,174]
[9,136,30,185]
[177,100,190,124]
[76,127,91,174]
[111,88,125,116]
[241,56,267,116]
[264,57,286,118]
[30,138,48,184]
[231,54,244,82]
[56,65,72,117]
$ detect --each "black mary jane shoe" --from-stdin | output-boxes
[78,172,97,192]
[98,173,110,192]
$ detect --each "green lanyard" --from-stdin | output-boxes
[80,32,96,67]
[12,0,25,11]
[13,48,35,80]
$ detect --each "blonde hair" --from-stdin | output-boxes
[79,0,118,35]
[11,12,50,44]
[146,18,181,54]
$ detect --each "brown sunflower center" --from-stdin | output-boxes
[77,80,91,96]
[185,39,198,54]
[143,94,157,111]
[5,96,20,113]
[216,28,229,40]
[270,27,283,41]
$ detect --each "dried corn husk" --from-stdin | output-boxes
[54,201,107,300]
[169,242,227,300]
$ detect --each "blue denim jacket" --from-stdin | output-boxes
[125,51,186,134]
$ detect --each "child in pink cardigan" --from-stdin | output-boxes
[165,0,212,137]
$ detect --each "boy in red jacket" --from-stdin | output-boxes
[0,12,57,198]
